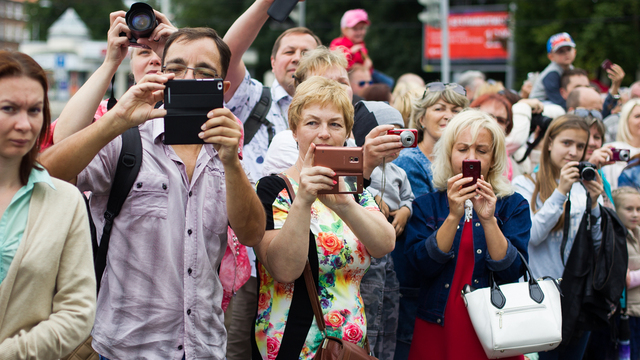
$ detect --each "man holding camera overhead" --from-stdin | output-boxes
[40,26,265,360]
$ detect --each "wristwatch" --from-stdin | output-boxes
[612,92,621,100]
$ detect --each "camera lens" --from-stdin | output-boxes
[578,161,597,181]
[126,2,158,40]
[400,130,415,147]
[131,13,151,30]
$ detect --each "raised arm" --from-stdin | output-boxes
[222,0,274,102]
[52,11,130,144]
[40,77,168,182]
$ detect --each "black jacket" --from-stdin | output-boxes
[560,204,628,346]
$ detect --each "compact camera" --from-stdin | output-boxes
[611,148,630,162]
[314,146,364,194]
[163,79,224,145]
[388,129,418,148]
[577,161,597,181]
[125,2,158,47]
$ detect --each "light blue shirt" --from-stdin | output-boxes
[0,168,55,284]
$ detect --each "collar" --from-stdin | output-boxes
[271,79,293,103]
[26,167,55,191]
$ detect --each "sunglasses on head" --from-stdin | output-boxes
[571,108,603,122]
[423,82,466,99]
[358,80,373,87]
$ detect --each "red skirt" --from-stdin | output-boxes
[408,220,524,360]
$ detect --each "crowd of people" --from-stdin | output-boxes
[1,1,640,360]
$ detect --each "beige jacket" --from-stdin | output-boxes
[627,227,640,317]
[0,178,96,360]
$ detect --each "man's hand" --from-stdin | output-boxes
[199,108,243,165]
[363,125,404,178]
[110,76,168,131]
[136,10,178,58]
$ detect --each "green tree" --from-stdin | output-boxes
[514,0,640,88]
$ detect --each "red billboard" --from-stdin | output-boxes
[424,11,510,62]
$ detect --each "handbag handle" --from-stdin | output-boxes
[489,252,544,309]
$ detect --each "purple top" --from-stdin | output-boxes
[78,117,245,360]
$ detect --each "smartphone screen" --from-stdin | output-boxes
[462,159,481,188]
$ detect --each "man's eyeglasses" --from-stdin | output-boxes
[571,108,603,122]
[358,80,373,87]
[423,82,466,99]
[162,64,219,79]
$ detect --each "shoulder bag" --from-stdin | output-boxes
[461,252,562,359]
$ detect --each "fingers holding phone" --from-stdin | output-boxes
[199,108,242,165]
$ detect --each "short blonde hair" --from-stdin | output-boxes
[617,99,640,144]
[409,86,470,143]
[293,46,348,87]
[288,76,354,136]
[431,109,513,198]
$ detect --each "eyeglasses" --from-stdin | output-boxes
[423,82,466,99]
[162,64,219,79]
[571,108,603,122]
[357,80,373,87]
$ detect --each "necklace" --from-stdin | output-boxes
[294,162,302,174]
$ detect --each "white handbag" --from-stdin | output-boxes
[461,253,562,359]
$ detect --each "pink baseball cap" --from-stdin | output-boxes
[341,9,370,29]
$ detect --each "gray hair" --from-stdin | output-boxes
[457,70,486,89]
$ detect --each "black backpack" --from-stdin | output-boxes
[84,126,142,294]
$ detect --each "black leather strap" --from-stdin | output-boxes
[93,126,142,293]
[244,86,273,145]
[273,174,319,359]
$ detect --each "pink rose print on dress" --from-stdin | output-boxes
[317,232,344,255]
[324,310,346,328]
[267,336,281,360]
[343,322,364,344]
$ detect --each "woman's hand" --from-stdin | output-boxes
[105,11,131,69]
[582,171,604,207]
[558,161,580,195]
[446,173,478,221]
[588,145,615,168]
[295,143,342,207]
[471,176,497,223]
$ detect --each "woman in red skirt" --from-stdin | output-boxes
[403,109,532,359]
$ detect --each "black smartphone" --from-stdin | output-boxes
[267,0,299,23]
[462,159,481,188]
[163,79,224,145]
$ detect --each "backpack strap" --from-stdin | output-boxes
[244,86,274,146]
[94,126,143,293]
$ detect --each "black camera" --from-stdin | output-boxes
[530,113,553,136]
[125,3,158,45]
[577,161,597,181]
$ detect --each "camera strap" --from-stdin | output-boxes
[560,190,572,267]
[107,75,117,111]
[244,86,274,146]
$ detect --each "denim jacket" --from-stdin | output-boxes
[404,191,531,326]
